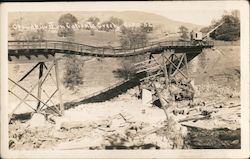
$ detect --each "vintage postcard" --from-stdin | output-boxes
[1,1,249,158]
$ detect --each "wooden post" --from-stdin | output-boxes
[184,53,189,77]
[37,62,44,111]
[168,53,174,77]
[54,59,64,115]
[162,51,168,86]
[171,54,185,77]
[153,83,168,120]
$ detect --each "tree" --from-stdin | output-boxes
[109,16,124,26]
[58,13,78,39]
[63,55,84,91]
[200,11,240,41]
[109,16,124,33]
[178,25,189,41]
[231,10,240,19]
[119,26,148,49]
[87,16,100,26]
[210,15,240,41]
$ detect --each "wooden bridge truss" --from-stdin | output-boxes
[135,50,189,82]
[8,59,63,122]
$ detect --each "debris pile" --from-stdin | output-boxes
[9,75,240,150]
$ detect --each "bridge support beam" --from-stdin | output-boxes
[37,62,44,110]
[135,50,190,83]
[162,51,189,80]
[54,59,64,115]
[8,59,64,123]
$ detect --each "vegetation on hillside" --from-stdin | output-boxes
[87,16,100,27]
[109,16,124,27]
[119,26,148,49]
[58,14,85,91]
[178,25,189,41]
[200,10,240,41]
[63,55,84,91]
[57,13,78,40]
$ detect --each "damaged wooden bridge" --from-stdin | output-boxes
[8,40,213,61]
[8,39,214,121]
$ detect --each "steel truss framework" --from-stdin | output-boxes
[8,59,63,122]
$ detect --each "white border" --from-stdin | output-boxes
[1,1,249,158]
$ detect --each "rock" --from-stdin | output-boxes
[53,117,70,130]
[144,133,158,144]
[111,118,126,128]
[27,113,47,128]
[142,89,152,106]
[61,121,86,130]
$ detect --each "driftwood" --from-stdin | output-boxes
[228,104,241,108]
[60,121,87,130]
[178,115,211,123]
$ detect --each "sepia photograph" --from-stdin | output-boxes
[1,1,249,158]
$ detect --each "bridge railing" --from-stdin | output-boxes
[8,40,214,55]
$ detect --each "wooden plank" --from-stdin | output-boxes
[184,53,189,76]
[171,54,185,77]
[178,115,210,123]
[162,52,169,85]
[153,83,168,120]
[168,54,174,76]
[164,54,188,79]
[37,62,44,110]
[54,59,64,115]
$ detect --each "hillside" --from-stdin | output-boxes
[9,11,202,33]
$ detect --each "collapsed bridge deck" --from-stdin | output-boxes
[8,40,214,62]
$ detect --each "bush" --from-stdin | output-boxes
[210,15,240,41]
[200,11,240,41]
[119,26,148,49]
[63,55,84,91]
